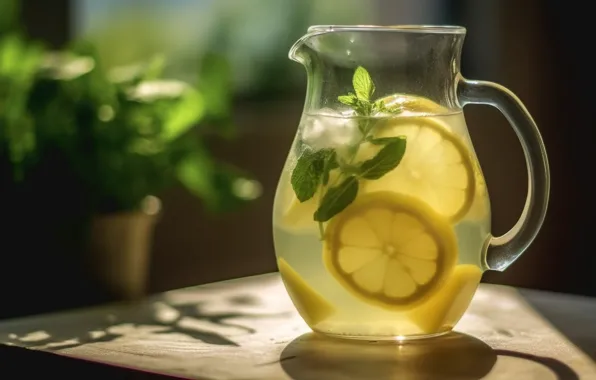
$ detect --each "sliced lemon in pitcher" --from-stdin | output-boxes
[466,161,490,221]
[363,116,475,222]
[380,93,449,115]
[278,258,336,326]
[276,184,320,233]
[323,192,457,310]
[407,264,483,333]
[277,168,342,234]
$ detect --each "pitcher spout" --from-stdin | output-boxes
[288,34,308,64]
[289,25,350,64]
[288,26,324,64]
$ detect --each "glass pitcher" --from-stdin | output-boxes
[273,25,549,340]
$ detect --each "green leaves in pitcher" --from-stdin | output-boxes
[290,66,406,237]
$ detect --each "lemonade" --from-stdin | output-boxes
[273,83,491,338]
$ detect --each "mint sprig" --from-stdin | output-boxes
[291,66,406,238]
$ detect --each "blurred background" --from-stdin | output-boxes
[0,0,592,319]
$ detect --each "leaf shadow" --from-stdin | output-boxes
[0,293,286,351]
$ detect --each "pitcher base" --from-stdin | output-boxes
[315,329,452,343]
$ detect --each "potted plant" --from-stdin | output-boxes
[0,33,259,317]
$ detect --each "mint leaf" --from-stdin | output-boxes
[353,66,375,101]
[358,138,406,179]
[314,176,359,222]
[338,94,358,107]
[291,148,325,202]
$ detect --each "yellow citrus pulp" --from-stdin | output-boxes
[277,169,341,234]
[277,257,335,326]
[323,192,458,310]
[407,264,483,333]
[466,161,490,220]
[361,116,475,222]
[380,93,449,115]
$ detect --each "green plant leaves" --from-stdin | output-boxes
[0,0,19,37]
[0,34,44,180]
[176,146,218,205]
[176,144,260,213]
[161,86,205,142]
[197,52,233,137]
[0,32,258,213]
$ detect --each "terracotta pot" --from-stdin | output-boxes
[87,196,161,300]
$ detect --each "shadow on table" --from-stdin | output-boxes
[520,289,596,362]
[280,332,579,380]
[0,293,287,351]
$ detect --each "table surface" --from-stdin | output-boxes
[0,273,595,379]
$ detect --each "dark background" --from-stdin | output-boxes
[2,0,593,318]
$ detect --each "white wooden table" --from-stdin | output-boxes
[0,273,595,379]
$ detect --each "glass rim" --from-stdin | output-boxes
[307,25,467,35]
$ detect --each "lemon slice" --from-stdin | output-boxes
[363,116,475,222]
[380,93,449,115]
[276,169,342,234]
[323,191,457,310]
[278,258,335,326]
[276,185,320,234]
[407,265,483,333]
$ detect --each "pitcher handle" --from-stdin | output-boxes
[457,78,550,271]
